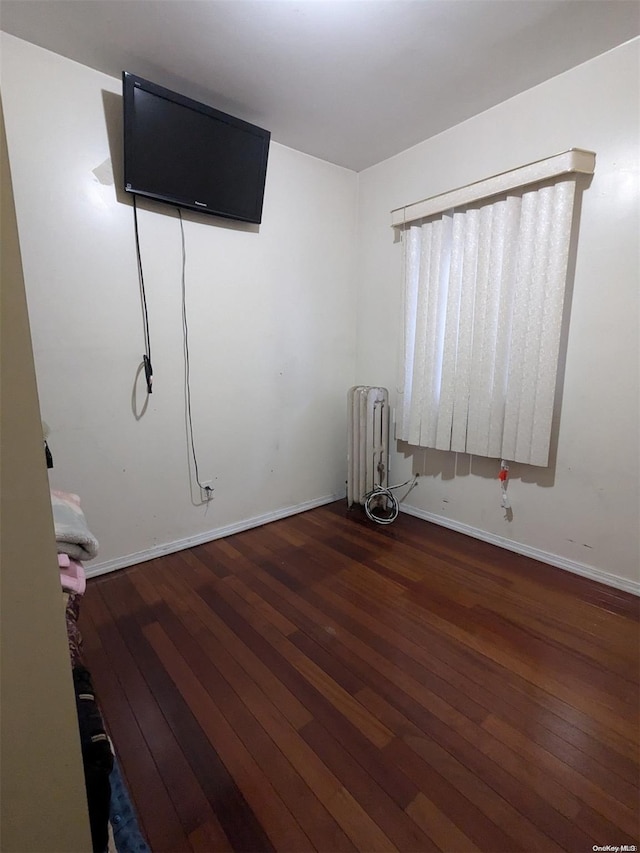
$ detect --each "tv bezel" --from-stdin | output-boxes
[122,71,270,224]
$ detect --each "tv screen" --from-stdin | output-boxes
[123,72,270,224]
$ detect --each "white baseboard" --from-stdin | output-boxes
[86,493,639,597]
[400,503,640,596]
[85,493,343,579]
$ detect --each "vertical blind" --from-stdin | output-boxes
[395,151,594,467]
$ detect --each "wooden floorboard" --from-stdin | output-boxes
[80,501,640,852]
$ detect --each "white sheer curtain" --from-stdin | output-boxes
[398,177,577,466]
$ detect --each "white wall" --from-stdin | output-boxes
[1,33,358,571]
[356,39,639,592]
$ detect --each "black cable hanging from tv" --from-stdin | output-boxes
[132,194,153,394]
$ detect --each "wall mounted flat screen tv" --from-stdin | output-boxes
[123,72,270,224]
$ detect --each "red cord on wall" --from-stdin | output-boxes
[499,460,511,509]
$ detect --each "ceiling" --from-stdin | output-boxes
[1,0,638,171]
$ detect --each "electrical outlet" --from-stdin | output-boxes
[200,481,214,502]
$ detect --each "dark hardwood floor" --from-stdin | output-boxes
[80,501,640,852]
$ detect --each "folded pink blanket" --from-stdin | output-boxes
[59,557,86,595]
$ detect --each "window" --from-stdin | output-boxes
[393,149,595,467]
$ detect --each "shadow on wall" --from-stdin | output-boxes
[131,362,149,421]
[99,90,128,206]
[398,442,556,488]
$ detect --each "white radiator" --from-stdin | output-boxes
[347,386,390,507]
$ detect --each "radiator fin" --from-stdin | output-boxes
[347,386,390,507]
